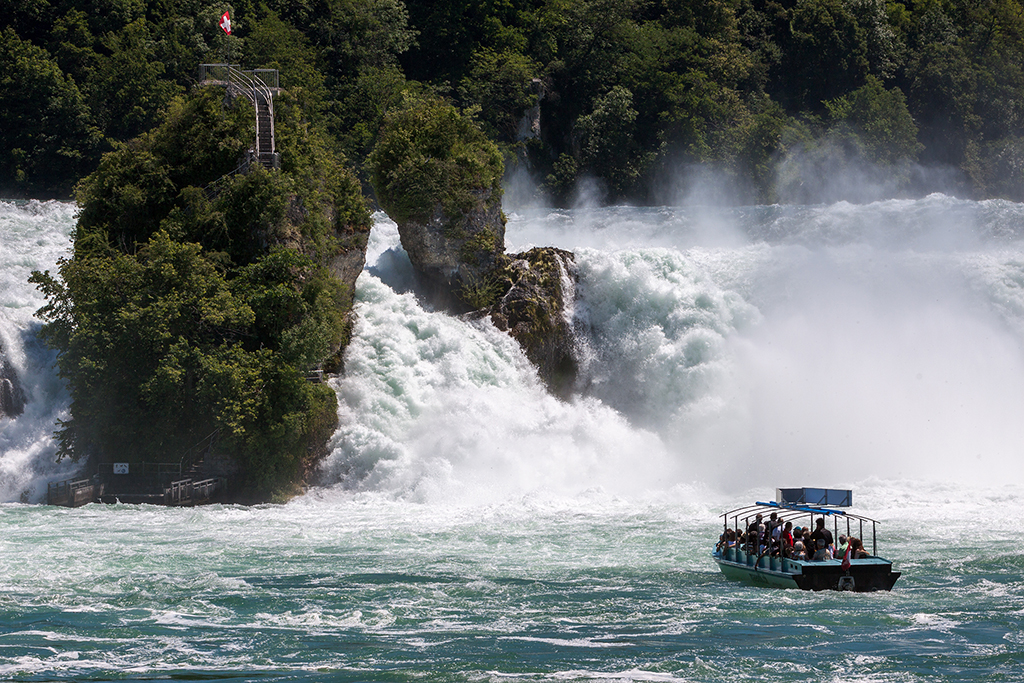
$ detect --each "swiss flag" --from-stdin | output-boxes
[219,11,231,34]
[841,545,852,572]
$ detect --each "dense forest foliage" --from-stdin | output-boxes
[30,86,371,498]
[4,0,1024,203]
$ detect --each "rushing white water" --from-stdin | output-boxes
[322,197,1024,502]
[3,195,1024,682]
[4,196,1024,501]
[0,200,77,502]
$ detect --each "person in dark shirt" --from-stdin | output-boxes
[810,517,834,551]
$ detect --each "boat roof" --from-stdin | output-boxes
[720,500,881,526]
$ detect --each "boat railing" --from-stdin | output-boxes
[720,501,881,557]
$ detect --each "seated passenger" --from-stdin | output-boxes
[811,538,833,561]
[849,537,870,559]
[791,540,806,560]
[778,521,794,557]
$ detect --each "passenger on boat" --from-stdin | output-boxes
[745,516,763,553]
[811,538,833,561]
[837,535,849,556]
[716,529,737,552]
[780,521,794,557]
[810,518,834,551]
[791,540,806,560]
[849,537,870,558]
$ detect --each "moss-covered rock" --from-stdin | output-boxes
[487,247,578,398]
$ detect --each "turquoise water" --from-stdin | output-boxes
[3,198,1024,680]
[2,484,1023,681]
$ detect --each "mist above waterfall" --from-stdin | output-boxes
[323,197,1024,500]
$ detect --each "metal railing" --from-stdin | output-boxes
[47,478,102,507]
[166,479,192,505]
[192,478,222,500]
[199,64,277,164]
[164,477,224,505]
[180,428,221,474]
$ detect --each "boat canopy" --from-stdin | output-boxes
[719,496,883,556]
[777,487,852,507]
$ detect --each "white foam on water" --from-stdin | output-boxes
[0,200,78,501]
[323,199,1024,504]
[321,270,676,503]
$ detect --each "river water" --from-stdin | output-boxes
[1,197,1023,681]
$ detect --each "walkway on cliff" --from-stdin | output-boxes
[199,64,280,170]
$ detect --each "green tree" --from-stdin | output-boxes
[87,18,184,140]
[0,27,103,196]
[572,85,653,195]
[825,75,921,164]
[368,92,504,224]
[778,0,870,111]
[459,48,542,142]
[32,81,370,498]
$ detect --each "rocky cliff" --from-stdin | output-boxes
[370,94,580,395]
[488,247,578,398]
[0,350,26,419]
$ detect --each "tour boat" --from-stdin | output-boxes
[713,488,901,592]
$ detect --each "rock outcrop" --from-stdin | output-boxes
[396,188,506,311]
[369,93,580,396]
[0,353,26,418]
[488,248,578,398]
[393,196,580,395]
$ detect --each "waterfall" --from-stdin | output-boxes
[4,197,1024,502]
[0,201,79,501]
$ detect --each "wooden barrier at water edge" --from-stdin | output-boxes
[164,478,224,506]
[46,474,227,507]
[47,479,105,507]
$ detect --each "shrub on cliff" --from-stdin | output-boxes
[31,85,370,499]
[368,92,503,226]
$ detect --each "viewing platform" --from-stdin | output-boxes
[46,431,227,507]
[47,467,226,507]
[199,63,280,170]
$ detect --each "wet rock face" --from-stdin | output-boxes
[0,355,26,418]
[488,247,579,399]
[396,189,506,310]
